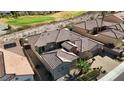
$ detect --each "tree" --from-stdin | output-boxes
[76,58,91,74]
[10,11,18,18]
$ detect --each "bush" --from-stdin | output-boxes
[77,70,100,81]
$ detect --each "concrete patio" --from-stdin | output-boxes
[88,55,120,79]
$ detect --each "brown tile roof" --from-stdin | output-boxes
[56,29,70,42]
[42,52,63,70]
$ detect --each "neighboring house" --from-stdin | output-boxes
[35,28,102,55]
[30,28,103,80]
[104,12,124,23]
[72,19,124,47]
[0,48,34,81]
[73,18,117,34]
[0,40,34,81]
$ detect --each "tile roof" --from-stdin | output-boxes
[61,41,77,51]
[42,49,78,70]
[57,49,78,62]
[35,31,59,47]
[35,28,86,48]
[113,12,124,21]
[74,19,117,31]
[74,37,100,52]
[42,52,63,70]
[56,29,70,42]
[0,48,34,75]
[0,39,25,57]
[99,29,124,39]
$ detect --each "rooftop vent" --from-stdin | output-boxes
[4,42,17,49]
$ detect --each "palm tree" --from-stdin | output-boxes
[99,11,108,31]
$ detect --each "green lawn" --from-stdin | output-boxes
[6,11,87,26]
[7,16,55,26]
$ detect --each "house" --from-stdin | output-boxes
[0,48,34,81]
[28,28,103,80]
[73,18,117,34]
[104,12,124,23]
[0,40,34,81]
[72,19,124,47]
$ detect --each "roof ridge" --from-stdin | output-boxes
[42,51,57,55]
[55,30,61,42]
[58,49,77,57]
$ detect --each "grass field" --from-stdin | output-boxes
[7,16,55,26]
[1,11,87,27]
